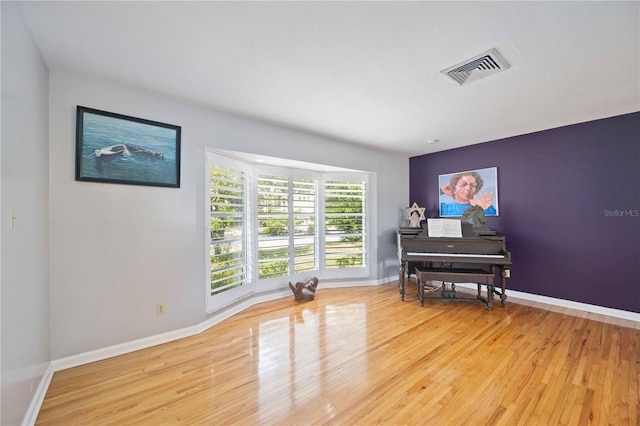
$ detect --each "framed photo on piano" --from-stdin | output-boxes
[439,167,499,217]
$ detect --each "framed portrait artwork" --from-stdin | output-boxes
[438,167,499,217]
[75,106,181,188]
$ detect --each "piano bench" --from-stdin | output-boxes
[414,267,499,310]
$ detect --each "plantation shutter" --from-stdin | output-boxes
[209,163,249,295]
[293,178,317,273]
[324,180,366,269]
[257,175,290,279]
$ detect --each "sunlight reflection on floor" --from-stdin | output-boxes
[257,303,367,423]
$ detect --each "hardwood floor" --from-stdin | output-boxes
[36,281,639,425]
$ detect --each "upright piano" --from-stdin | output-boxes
[397,227,512,310]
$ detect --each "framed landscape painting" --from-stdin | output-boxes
[438,167,499,217]
[75,106,181,188]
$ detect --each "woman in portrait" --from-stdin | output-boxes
[440,170,496,216]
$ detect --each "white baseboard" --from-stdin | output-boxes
[28,278,636,425]
[22,363,54,426]
[323,276,394,288]
[52,278,639,372]
[455,283,640,323]
[53,289,291,372]
[51,278,393,372]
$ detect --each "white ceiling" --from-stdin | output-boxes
[19,1,640,156]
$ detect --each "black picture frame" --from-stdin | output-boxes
[75,106,181,188]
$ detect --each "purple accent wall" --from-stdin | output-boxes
[410,112,640,313]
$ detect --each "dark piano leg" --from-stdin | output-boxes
[500,268,508,307]
[398,263,405,301]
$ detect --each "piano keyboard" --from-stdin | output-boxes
[407,252,505,258]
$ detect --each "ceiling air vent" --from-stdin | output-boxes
[441,48,510,86]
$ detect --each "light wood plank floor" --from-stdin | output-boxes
[37,281,639,425]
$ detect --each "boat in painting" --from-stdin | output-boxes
[126,143,164,158]
[90,143,164,159]
[93,143,130,158]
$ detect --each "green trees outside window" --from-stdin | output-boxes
[209,164,248,295]
[324,181,366,269]
[208,154,368,299]
[257,176,318,279]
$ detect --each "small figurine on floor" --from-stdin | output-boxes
[289,277,319,301]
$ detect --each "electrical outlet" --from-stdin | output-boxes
[156,303,166,315]
[505,269,511,278]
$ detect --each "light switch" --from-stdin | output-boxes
[9,208,15,231]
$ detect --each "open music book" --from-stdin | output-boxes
[427,218,463,238]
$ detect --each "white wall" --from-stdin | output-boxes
[1,2,51,425]
[49,71,408,359]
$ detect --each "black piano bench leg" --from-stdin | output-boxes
[486,285,494,310]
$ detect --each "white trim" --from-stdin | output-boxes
[22,363,54,426]
[205,152,255,311]
[51,279,394,372]
[455,283,640,323]
[28,279,637,424]
[323,276,394,288]
[506,288,640,322]
[53,287,289,372]
[206,152,373,309]
[53,324,201,372]
[53,280,639,373]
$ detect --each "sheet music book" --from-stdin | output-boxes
[427,218,463,238]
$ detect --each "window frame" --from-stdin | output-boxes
[206,152,371,310]
[320,172,369,280]
[255,169,320,282]
[205,152,254,312]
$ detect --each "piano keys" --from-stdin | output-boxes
[406,252,507,259]
[397,228,512,310]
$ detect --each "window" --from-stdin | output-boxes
[324,179,366,269]
[206,153,253,310]
[209,163,248,294]
[257,175,290,279]
[206,152,370,310]
[257,174,318,280]
[292,178,317,274]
